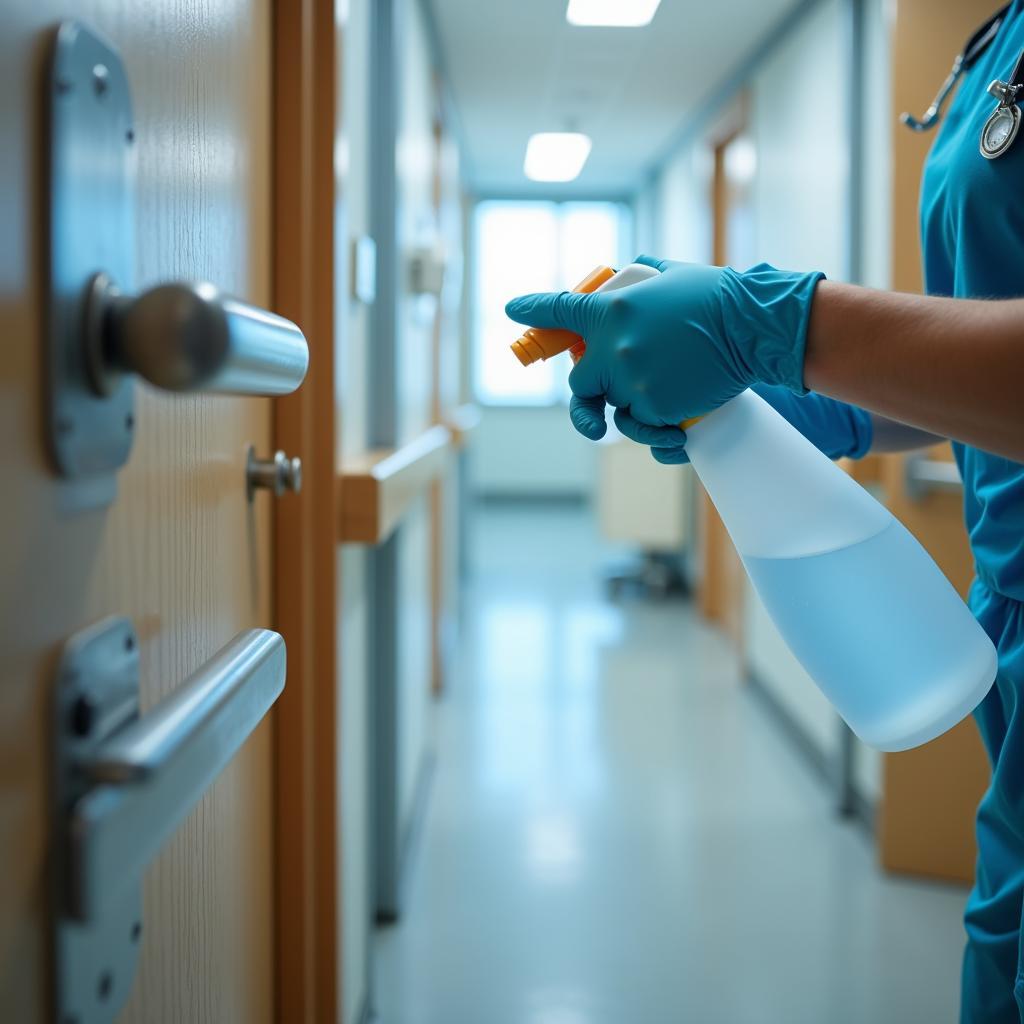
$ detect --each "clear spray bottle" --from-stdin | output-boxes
[513,263,996,751]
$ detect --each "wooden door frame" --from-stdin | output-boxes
[698,98,749,647]
[272,0,341,1018]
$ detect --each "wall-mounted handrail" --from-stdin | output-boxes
[905,453,962,501]
[444,403,481,450]
[338,425,453,544]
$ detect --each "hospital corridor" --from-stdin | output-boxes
[374,502,966,1023]
[2,0,1022,1022]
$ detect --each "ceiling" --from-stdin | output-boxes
[428,0,803,197]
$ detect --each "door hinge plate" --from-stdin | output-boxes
[48,21,136,509]
[53,616,142,1024]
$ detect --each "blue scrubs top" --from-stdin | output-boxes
[921,1,1024,602]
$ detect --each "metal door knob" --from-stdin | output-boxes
[246,446,302,497]
[86,273,309,397]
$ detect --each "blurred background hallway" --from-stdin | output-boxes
[374,501,966,1023]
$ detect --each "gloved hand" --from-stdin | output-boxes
[613,385,873,465]
[505,254,824,440]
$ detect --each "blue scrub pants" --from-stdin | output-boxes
[961,580,1024,1023]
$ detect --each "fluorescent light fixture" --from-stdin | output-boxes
[523,132,592,182]
[566,0,661,27]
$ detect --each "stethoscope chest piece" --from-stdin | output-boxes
[902,3,1024,160]
[981,79,1022,159]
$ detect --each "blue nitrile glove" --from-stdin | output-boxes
[748,385,873,460]
[613,385,873,465]
[505,254,824,441]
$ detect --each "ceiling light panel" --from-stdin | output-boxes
[523,132,593,182]
[566,0,662,28]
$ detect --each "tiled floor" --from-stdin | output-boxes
[375,502,967,1024]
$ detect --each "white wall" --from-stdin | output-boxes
[851,0,893,804]
[743,0,849,765]
[860,0,893,294]
[654,141,714,264]
[337,1,373,1021]
[750,0,850,280]
[633,174,659,255]
[471,406,599,498]
[394,0,449,862]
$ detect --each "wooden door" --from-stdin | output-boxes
[876,0,998,883]
[2,3,278,1019]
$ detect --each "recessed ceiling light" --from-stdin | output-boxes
[566,0,662,27]
[523,132,592,182]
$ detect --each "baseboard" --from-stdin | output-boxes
[398,749,437,907]
[845,773,877,832]
[358,991,374,1024]
[374,749,437,926]
[745,670,876,833]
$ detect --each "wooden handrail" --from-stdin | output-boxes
[337,425,453,544]
[444,403,481,450]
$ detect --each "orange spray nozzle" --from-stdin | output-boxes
[510,265,615,366]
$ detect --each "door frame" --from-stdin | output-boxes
[272,0,341,1017]
[698,100,749,647]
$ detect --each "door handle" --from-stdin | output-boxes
[85,273,308,397]
[53,618,286,1022]
[904,453,962,500]
[46,21,309,507]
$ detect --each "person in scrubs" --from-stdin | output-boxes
[506,5,1024,1021]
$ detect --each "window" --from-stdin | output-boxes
[473,200,631,405]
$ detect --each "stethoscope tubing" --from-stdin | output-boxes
[902,2,1016,132]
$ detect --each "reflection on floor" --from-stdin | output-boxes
[375,501,966,1024]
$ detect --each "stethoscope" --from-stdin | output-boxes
[902,2,1024,159]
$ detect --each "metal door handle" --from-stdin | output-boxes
[905,454,962,500]
[85,273,308,397]
[62,625,285,915]
[53,619,286,1021]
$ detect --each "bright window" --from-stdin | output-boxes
[473,200,630,405]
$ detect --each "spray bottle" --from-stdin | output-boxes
[512,263,996,751]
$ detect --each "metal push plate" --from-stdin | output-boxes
[48,22,135,507]
[53,616,143,1024]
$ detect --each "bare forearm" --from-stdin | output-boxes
[804,282,1024,461]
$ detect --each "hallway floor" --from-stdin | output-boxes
[375,502,967,1024]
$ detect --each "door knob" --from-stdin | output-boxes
[246,445,302,497]
[85,273,309,397]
